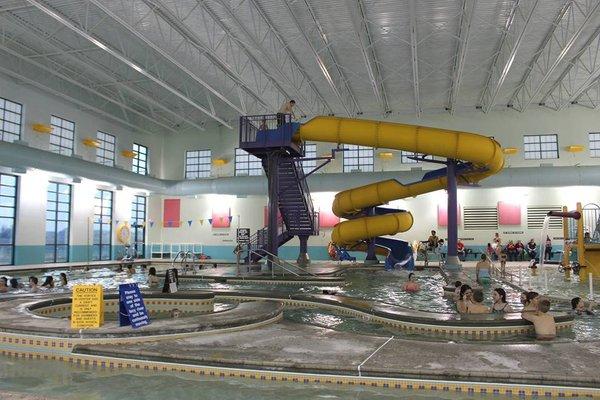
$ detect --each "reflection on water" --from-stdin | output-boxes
[0,356,495,400]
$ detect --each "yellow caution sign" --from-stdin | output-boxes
[70,284,104,329]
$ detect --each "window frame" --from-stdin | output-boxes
[132,143,149,175]
[93,189,113,261]
[185,149,212,179]
[49,115,75,156]
[96,130,116,167]
[0,173,17,266]
[343,145,374,173]
[0,97,23,143]
[234,148,263,176]
[131,195,146,258]
[589,132,600,158]
[302,143,317,175]
[523,134,559,160]
[45,182,71,263]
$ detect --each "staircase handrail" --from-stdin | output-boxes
[171,251,186,268]
[249,248,317,277]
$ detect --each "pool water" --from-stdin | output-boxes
[507,265,600,300]
[0,356,499,400]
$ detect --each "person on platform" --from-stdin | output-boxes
[493,232,502,246]
[476,254,492,285]
[277,100,296,125]
[402,273,421,293]
[491,288,512,313]
[467,290,489,314]
[522,298,556,340]
[544,236,553,260]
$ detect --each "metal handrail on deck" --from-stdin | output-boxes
[248,249,317,278]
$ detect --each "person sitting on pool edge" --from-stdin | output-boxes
[467,290,489,314]
[571,297,595,316]
[522,297,556,340]
[401,273,420,293]
[475,253,492,285]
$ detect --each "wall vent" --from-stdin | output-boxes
[464,207,498,230]
[527,206,563,229]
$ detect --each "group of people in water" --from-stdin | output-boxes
[0,273,68,293]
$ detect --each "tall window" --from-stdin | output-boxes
[93,189,112,261]
[132,143,148,175]
[235,148,263,176]
[343,145,374,172]
[0,97,22,143]
[0,174,17,265]
[131,195,146,257]
[524,134,558,160]
[185,150,211,179]
[302,143,317,174]
[50,115,75,156]
[45,182,71,263]
[96,131,116,167]
[589,133,600,158]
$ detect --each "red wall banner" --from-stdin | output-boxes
[163,199,181,228]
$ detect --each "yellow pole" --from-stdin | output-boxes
[562,206,571,281]
[577,202,587,283]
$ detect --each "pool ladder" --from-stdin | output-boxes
[171,251,200,274]
[247,249,317,278]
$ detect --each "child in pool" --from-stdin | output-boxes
[571,297,595,316]
[401,273,420,293]
[475,254,491,285]
[467,290,489,314]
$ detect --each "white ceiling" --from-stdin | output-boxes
[0,0,599,134]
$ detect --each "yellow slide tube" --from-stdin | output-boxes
[295,116,504,247]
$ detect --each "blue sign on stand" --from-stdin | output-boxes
[119,283,150,328]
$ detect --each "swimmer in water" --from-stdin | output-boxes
[475,253,492,285]
[401,273,421,293]
[467,290,489,314]
[147,267,159,288]
[456,284,473,314]
[571,297,595,316]
[490,287,512,313]
[41,276,54,289]
[59,273,68,287]
[0,277,8,293]
[522,297,556,340]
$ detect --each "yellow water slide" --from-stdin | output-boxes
[293,116,504,247]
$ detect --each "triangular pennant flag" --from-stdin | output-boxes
[199,219,204,225]
[115,219,120,225]
[219,217,224,223]
[187,220,192,227]
[149,221,154,228]
[208,218,213,225]
[228,216,233,223]
[179,220,183,226]
[167,220,172,227]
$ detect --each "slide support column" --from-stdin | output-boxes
[364,207,379,265]
[446,159,461,271]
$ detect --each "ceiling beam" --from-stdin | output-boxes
[542,26,600,110]
[510,0,600,112]
[448,0,476,114]
[25,0,233,128]
[408,0,421,118]
[479,0,538,113]
[348,0,389,113]
[282,0,361,117]
[0,12,206,132]
[208,0,331,116]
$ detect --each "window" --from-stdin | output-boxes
[0,97,22,143]
[302,143,317,174]
[235,148,263,176]
[45,182,71,263]
[49,115,75,156]
[93,189,112,261]
[96,131,116,167]
[185,150,211,179]
[132,143,148,175]
[524,134,558,160]
[131,195,146,257]
[0,174,17,265]
[343,145,374,172]
[589,133,600,158]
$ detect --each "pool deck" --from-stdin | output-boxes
[76,321,600,388]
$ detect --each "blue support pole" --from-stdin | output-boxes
[445,159,461,271]
[267,153,280,269]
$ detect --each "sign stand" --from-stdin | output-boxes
[118,283,150,328]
